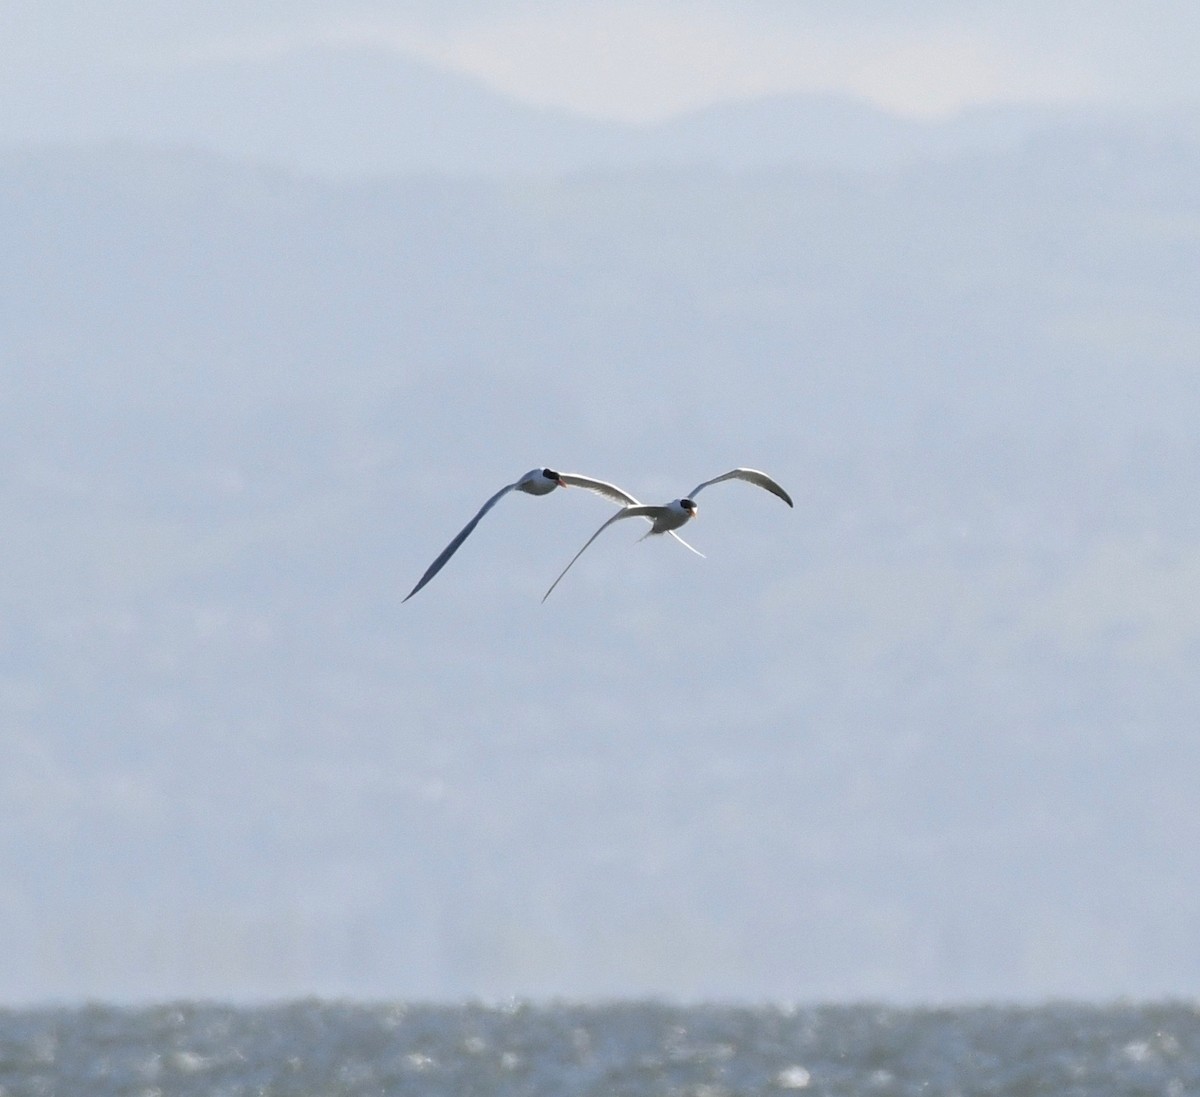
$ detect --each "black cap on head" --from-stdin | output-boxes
[542,468,560,479]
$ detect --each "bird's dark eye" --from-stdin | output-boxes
[542,468,559,479]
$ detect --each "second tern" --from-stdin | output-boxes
[541,468,793,602]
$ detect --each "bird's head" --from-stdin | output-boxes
[680,498,698,516]
[516,467,566,495]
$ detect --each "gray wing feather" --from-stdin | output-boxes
[687,468,794,507]
[558,473,641,506]
[542,505,666,602]
[403,481,518,601]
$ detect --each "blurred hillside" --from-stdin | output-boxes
[1,115,1199,1002]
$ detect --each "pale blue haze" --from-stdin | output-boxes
[1,3,1198,1006]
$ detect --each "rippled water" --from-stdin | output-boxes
[1,1000,1197,1096]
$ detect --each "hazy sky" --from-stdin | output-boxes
[4,2,1200,1005]
[8,0,1200,120]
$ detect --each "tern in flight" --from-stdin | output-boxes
[541,468,793,602]
[404,467,698,601]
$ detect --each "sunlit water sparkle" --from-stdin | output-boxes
[0,1000,1197,1096]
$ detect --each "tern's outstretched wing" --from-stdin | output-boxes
[403,481,518,601]
[687,468,793,507]
[542,505,668,603]
[557,473,641,506]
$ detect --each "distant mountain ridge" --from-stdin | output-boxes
[0,43,1136,178]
